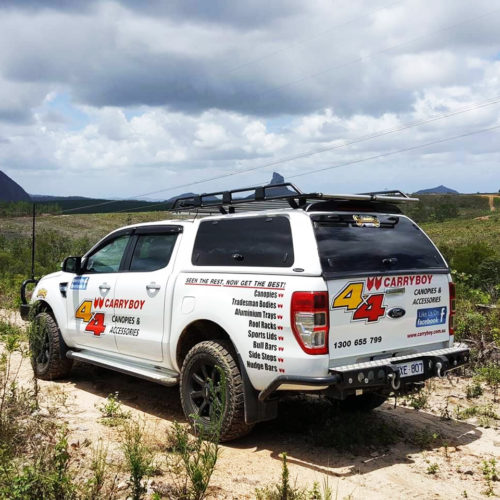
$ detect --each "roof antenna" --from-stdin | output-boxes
[31,202,36,280]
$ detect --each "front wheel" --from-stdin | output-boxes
[180,340,254,442]
[29,312,73,380]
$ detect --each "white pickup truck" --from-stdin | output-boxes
[20,184,469,440]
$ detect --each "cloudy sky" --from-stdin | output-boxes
[0,0,499,199]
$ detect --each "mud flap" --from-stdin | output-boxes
[236,352,278,425]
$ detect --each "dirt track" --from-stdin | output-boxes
[3,311,499,499]
[481,194,499,212]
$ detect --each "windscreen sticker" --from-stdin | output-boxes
[416,307,447,328]
[353,215,380,227]
[71,276,89,290]
[332,281,386,323]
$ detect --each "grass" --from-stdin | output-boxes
[426,462,439,475]
[408,429,443,450]
[0,210,181,241]
[164,422,221,500]
[0,322,78,499]
[454,404,499,422]
[121,420,156,500]
[86,439,113,500]
[407,389,430,410]
[466,381,483,399]
[421,214,500,250]
[475,363,500,387]
[97,392,131,427]
[481,458,498,497]
[256,453,334,500]
[162,371,225,500]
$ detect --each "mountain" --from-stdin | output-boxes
[20,171,291,213]
[415,185,459,195]
[0,171,31,202]
[31,194,92,202]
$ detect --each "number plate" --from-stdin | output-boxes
[396,360,424,378]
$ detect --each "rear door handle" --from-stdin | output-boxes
[99,283,111,291]
[146,283,161,291]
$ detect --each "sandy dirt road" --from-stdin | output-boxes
[2,311,499,499]
[481,194,499,212]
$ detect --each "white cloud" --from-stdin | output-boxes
[0,0,499,197]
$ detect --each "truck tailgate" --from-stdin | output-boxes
[327,273,451,364]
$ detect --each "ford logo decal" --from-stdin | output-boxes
[388,307,406,319]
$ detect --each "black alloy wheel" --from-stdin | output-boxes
[180,340,254,441]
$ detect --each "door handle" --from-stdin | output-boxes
[99,283,111,291]
[146,283,161,291]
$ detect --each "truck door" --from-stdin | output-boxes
[65,230,133,353]
[113,225,181,362]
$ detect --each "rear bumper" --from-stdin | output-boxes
[258,344,469,401]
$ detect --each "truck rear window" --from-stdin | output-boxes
[312,214,448,277]
[192,216,294,267]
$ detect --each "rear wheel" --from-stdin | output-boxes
[180,340,253,442]
[30,312,73,380]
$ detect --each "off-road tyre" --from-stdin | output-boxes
[337,392,388,412]
[30,312,73,380]
[180,340,254,442]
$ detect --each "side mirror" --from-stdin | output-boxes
[61,256,82,274]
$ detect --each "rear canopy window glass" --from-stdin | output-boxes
[192,216,294,267]
[313,214,447,277]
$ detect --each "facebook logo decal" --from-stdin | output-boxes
[416,307,447,328]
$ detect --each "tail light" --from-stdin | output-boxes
[449,282,456,336]
[290,291,329,355]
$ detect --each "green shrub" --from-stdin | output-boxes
[450,242,496,277]
[482,458,498,497]
[256,453,333,500]
[475,363,500,387]
[466,381,483,399]
[426,462,439,475]
[97,392,130,427]
[166,422,220,500]
[121,421,155,500]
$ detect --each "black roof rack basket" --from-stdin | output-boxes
[171,183,418,214]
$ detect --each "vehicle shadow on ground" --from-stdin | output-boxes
[65,361,186,421]
[232,394,483,477]
[63,363,482,478]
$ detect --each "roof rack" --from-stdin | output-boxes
[171,183,418,214]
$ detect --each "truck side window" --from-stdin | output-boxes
[192,216,294,267]
[129,233,178,272]
[84,235,130,273]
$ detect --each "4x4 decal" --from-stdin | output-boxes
[75,300,106,336]
[332,282,386,323]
